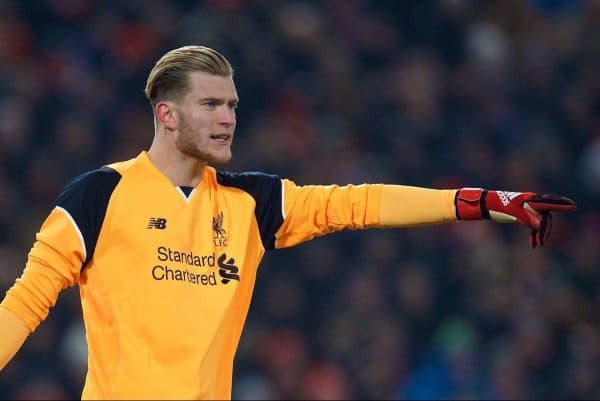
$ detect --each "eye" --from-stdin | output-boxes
[203,101,217,109]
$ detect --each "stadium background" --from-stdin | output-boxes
[0,0,598,399]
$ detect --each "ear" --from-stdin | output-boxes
[155,101,178,131]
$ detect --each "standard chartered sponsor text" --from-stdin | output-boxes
[153,246,217,286]
[157,246,215,266]
[152,265,217,285]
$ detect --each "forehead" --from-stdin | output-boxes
[185,71,238,99]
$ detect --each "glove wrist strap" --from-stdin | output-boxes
[455,188,489,220]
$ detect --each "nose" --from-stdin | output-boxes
[219,106,236,127]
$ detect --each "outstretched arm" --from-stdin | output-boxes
[274,180,575,249]
[0,306,29,371]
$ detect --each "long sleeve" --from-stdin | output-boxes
[274,181,458,249]
[274,179,383,249]
[0,306,30,371]
[0,206,83,380]
[1,166,120,332]
[379,185,458,227]
[0,207,84,332]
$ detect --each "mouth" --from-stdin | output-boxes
[210,134,232,144]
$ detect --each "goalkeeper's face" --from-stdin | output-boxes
[172,71,238,165]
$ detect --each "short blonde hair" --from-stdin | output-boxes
[144,45,233,106]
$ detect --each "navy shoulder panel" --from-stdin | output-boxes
[216,171,283,250]
[54,166,122,267]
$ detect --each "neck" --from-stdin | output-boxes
[147,140,207,188]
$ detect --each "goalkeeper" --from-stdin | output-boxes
[0,45,575,400]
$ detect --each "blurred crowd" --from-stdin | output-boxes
[0,0,599,399]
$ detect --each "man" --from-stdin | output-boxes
[0,45,576,399]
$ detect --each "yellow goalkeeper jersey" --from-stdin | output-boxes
[0,151,385,400]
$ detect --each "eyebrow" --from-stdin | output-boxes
[200,97,239,105]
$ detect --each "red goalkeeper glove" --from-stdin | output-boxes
[455,188,576,248]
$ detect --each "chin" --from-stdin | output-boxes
[182,147,232,165]
[208,153,232,165]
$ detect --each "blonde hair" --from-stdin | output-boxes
[144,45,233,106]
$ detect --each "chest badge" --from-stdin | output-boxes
[212,211,228,247]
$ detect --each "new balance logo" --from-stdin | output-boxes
[147,217,167,229]
[497,191,521,207]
